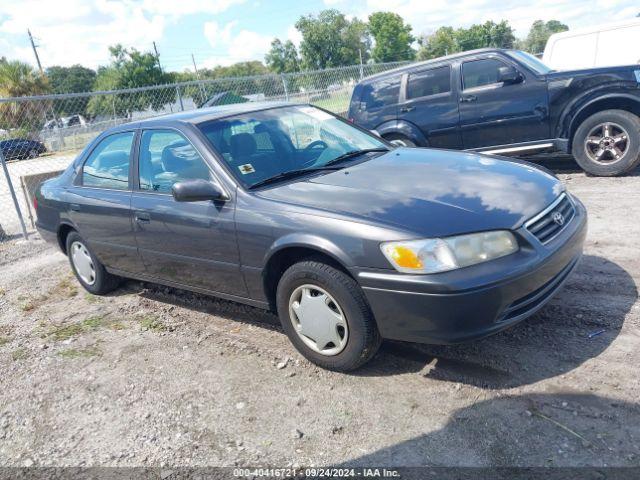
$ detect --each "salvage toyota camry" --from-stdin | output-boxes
[35,102,587,371]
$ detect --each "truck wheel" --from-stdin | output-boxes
[276,260,381,371]
[66,231,121,295]
[573,109,640,176]
[385,134,416,147]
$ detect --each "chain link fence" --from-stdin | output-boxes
[0,60,410,239]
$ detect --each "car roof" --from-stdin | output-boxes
[127,101,299,130]
[362,48,507,83]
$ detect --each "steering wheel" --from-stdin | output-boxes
[299,140,329,167]
[304,140,328,152]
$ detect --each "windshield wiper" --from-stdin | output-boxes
[248,165,342,190]
[248,148,389,190]
[323,147,389,167]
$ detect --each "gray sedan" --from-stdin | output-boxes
[35,102,587,371]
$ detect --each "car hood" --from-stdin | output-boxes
[257,148,564,237]
[545,64,640,80]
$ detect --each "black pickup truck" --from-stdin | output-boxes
[347,48,640,176]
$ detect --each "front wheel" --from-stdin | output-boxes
[276,260,381,371]
[66,231,121,295]
[572,109,640,176]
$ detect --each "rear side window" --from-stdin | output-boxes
[360,77,400,109]
[462,58,507,89]
[138,130,212,194]
[406,66,451,99]
[82,132,134,189]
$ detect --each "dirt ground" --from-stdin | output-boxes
[0,157,639,469]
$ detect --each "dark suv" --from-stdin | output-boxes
[348,48,640,176]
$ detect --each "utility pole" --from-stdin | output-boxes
[358,48,364,80]
[191,54,208,104]
[27,29,43,73]
[153,41,164,73]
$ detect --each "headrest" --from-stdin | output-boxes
[230,133,257,159]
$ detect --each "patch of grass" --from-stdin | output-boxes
[11,348,28,361]
[84,293,99,303]
[51,277,78,298]
[139,315,166,332]
[57,346,101,359]
[0,336,12,347]
[21,300,37,312]
[108,321,126,331]
[47,323,84,341]
[0,287,5,296]
[82,315,106,330]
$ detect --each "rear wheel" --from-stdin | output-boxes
[276,260,381,371]
[572,109,640,176]
[385,134,417,147]
[66,231,121,295]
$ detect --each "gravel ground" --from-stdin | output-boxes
[0,157,639,468]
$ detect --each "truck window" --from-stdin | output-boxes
[360,77,400,109]
[462,58,507,89]
[406,66,451,99]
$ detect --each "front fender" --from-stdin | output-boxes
[264,233,355,270]
[375,120,428,146]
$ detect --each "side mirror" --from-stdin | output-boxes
[172,179,227,202]
[498,66,523,84]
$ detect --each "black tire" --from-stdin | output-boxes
[65,231,121,295]
[276,260,381,371]
[572,109,640,176]
[385,134,417,147]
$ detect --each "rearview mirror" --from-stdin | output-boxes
[172,179,227,202]
[498,66,523,84]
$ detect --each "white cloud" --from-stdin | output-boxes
[287,24,303,47]
[202,20,273,67]
[0,0,244,69]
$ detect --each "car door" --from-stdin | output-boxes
[130,128,246,296]
[397,64,461,149]
[352,75,401,130]
[458,55,549,149]
[66,130,144,273]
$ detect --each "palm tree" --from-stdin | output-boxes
[0,60,51,134]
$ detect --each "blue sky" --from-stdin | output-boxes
[0,0,638,72]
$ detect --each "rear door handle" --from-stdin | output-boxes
[70,203,81,212]
[460,95,477,103]
[400,106,415,113]
[135,212,150,223]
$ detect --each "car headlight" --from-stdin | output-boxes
[380,231,519,274]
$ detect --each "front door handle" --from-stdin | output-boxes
[135,212,151,224]
[460,95,477,103]
[400,106,415,113]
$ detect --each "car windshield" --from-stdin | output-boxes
[197,105,388,188]
[506,50,554,74]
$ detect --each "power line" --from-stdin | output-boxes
[27,29,43,73]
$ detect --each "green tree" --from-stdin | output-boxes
[295,9,371,70]
[368,12,415,63]
[87,45,173,118]
[520,20,569,54]
[417,26,458,60]
[46,65,97,117]
[0,60,51,133]
[265,39,300,73]
[417,20,516,60]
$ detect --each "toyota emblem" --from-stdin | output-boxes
[552,211,565,226]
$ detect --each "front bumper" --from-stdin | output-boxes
[357,196,588,344]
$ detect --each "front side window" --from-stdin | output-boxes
[198,106,387,188]
[462,58,508,89]
[82,132,134,189]
[138,130,212,193]
[360,77,401,109]
[406,66,451,99]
